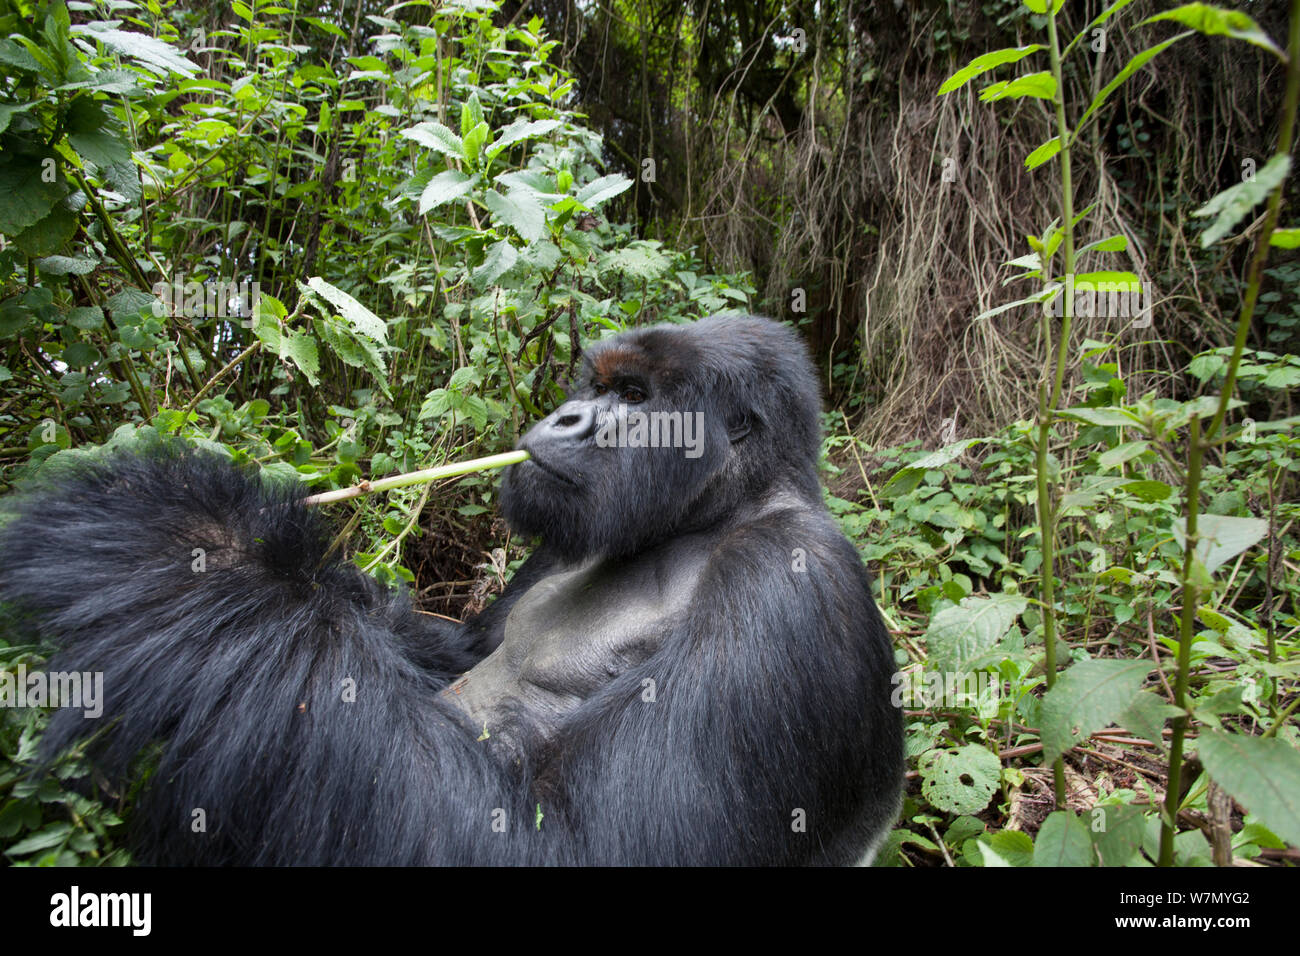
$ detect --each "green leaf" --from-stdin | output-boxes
[0,154,67,234]
[1117,691,1182,751]
[1078,234,1129,256]
[1121,479,1172,502]
[418,170,474,214]
[1144,3,1284,60]
[399,122,464,159]
[1269,227,1300,248]
[487,119,562,160]
[1023,0,1066,13]
[460,92,485,139]
[1097,440,1150,469]
[303,277,387,344]
[1033,811,1092,866]
[882,438,985,496]
[1025,136,1061,170]
[1193,155,1291,247]
[1064,0,1142,58]
[472,239,518,288]
[462,120,490,162]
[576,173,633,208]
[36,256,96,275]
[1060,476,1132,509]
[1198,730,1300,848]
[15,205,77,257]
[926,593,1028,673]
[937,45,1043,95]
[278,331,319,387]
[1077,35,1188,133]
[982,830,1035,867]
[485,188,545,242]
[1090,804,1149,866]
[1172,514,1268,574]
[1040,658,1149,763]
[980,71,1056,102]
[71,23,200,77]
[918,745,1001,815]
[1058,406,1140,427]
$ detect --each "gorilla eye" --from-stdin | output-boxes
[593,383,609,396]
[621,386,647,404]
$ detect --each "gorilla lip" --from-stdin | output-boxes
[520,452,578,487]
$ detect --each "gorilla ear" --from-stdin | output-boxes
[726,411,752,443]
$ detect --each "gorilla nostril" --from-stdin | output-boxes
[549,402,597,439]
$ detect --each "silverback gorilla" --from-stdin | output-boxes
[0,314,902,865]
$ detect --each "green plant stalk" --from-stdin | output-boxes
[1159,0,1300,866]
[1033,3,1078,810]
[301,450,530,506]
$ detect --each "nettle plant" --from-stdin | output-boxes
[887,1,1300,866]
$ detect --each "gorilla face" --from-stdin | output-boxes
[499,315,824,562]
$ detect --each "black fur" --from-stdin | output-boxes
[0,314,902,865]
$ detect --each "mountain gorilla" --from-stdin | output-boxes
[0,314,902,865]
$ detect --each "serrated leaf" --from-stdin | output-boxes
[1077,35,1187,133]
[399,122,464,159]
[487,119,562,159]
[1033,811,1093,867]
[1060,476,1132,509]
[303,276,387,344]
[418,170,474,214]
[471,239,518,287]
[918,745,1001,815]
[485,188,545,242]
[1059,405,1139,428]
[71,24,199,77]
[1040,658,1149,763]
[926,593,1027,673]
[1117,690,1181,751]
[1198,730,1300,848]
[576,173,632,207]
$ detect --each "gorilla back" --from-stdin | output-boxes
[0,314,902,865]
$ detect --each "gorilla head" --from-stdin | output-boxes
[499,315,825,562]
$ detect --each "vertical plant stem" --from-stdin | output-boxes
[1034,3,1078,810]
[1159,0,1300,866]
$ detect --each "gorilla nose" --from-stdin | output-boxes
[544,401,598,441]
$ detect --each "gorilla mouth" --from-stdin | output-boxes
[522,454,579,488]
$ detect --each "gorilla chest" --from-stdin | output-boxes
[443,547,707,746]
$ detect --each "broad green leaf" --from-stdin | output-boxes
[882,438,985,496]
[71,24,200,77]
[576,173,633,207]
[1025,136,1061,170]
[1097,440,1150,469]
[418,170,474,214]
[485,188,545,242]
[399,122,464,159]
[1144,3,1284,60]
[1194,155,1291,247]
[303,277,387,344]
[980,71,1056,102]
[462,120,490,162]
[1090,804,1149,866]
[1058,406,1140,427]
[926,593,1028,673]
[460,92,485,139]
[1040,658,1149,762]
[982,830,1034,867]
[918,745,1001,815]
[1023,0,1066,13]
[1073,270,1140,288]
[487,119,563,160]
[1269,227,1300,248]
[937,45,1043,96]
[1060,476,1131,509]
[1116,691,1182,752]
[0,156,66,234]
[36,256,96,275]
[472,239,518,288]
[973,285,1059,322]
[1172,513,1268,574]
[1033,812,1093,867]
[278,330,319,387]
[1198,730,1300,848]
[1121,479,1172,502]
